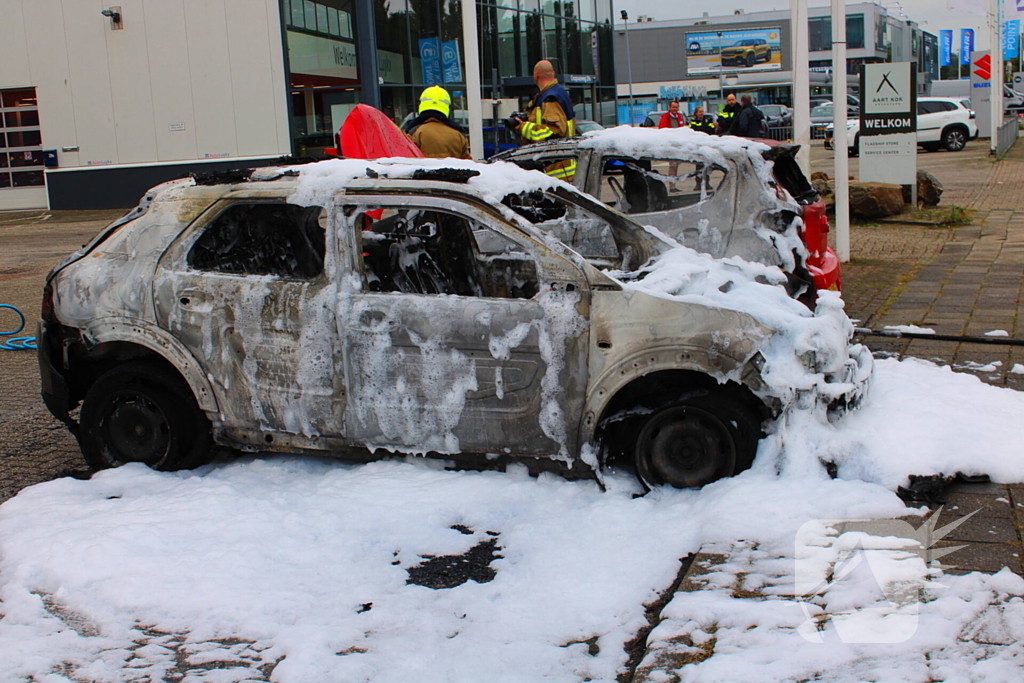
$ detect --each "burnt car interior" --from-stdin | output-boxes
[188,202,326,279]
[599,157,727,214]
[502,191,624,269]
[355,207,539,300]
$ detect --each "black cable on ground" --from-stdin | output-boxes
[854,327,1024,347]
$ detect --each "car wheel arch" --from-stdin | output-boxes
[76,319,219,414]
[587,367,770,482]
[941,124,969,150]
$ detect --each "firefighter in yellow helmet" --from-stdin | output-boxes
[406,85,471,159]
[507,60,577,181]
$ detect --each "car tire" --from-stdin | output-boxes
[921,142,941,153]
[848,134,860,157]
[942,126,968,152]
[633,388,762,489]
[746,52,755,67]
[764,47,772,62]
[79,361,213,471]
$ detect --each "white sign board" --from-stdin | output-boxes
[859,62,917,192]
[970,50,993,137]
[288,31,358,80]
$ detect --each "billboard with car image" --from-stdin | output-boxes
[685,28,783,74]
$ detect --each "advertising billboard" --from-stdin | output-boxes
[685,28,783,74]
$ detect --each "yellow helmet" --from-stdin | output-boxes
[419,85,451,117]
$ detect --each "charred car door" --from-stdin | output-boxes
[337,193,591,459]
[154,197,344,439]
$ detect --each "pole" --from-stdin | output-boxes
[353,0,380,109]
[622,11,634,121]
[462,0,484,160]
[990,0,1003,155]
[791,0,811,175]
[832,0,850,263]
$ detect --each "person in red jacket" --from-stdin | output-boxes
[658,101,685,191]
[658,101,686,129]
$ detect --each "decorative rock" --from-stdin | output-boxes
[900,170,944,206]
[812,177,835,209]
[849,182,905,218]
[810,171,831,182]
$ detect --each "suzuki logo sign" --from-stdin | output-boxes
[973,53,992,80]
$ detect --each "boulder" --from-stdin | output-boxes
[848,182,905,218]
[812,177,835,209]
[900,170,944,207]
[810,171,831,182]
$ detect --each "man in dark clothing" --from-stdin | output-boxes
[734,94,766,138]
[688,106,716,134]
[716,93,742,135]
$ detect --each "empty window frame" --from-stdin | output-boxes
[599,157,727,213]
[355,205,539,299]
[188,202,326,278]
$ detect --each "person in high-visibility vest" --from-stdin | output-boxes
[716,93,742,136]
[508,60,577,181]
[406,85,471,159]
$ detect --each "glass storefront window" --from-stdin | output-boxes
[0,87,43,189]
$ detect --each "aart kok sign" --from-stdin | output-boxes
[860,62,917,135]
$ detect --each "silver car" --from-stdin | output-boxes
[39,160,868,489]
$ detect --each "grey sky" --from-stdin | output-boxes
[613,1,1013,52]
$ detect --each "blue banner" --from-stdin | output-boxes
[1005,20,1021,60]
[419,37,441,85]
[940,30,953,67]
[960,28,974,66]
[441,40,462,83]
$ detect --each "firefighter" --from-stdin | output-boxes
[508,60,577,180]
[716,93,742,136]
[406,85,470,159]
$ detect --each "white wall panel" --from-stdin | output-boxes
[60,0,119,166]
[0,1,31,84]
[143,0,198,161]
[224,0,289,157]
[182,0,238,159]
[105,0,158,163]
[17,1,80,168]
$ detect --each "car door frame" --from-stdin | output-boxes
[333,189,593,461]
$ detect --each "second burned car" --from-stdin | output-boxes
[39,158,870,491]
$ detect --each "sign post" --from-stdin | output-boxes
[971,50,993,138]
[859,62,918,207]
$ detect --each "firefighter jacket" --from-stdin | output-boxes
[519,80,577,180]
[688,115,716,135]
[716,103,742,135]
[408,114,471,159]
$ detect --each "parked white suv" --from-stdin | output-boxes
[826,97,978,156]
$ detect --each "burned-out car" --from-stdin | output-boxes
[492,127,840,307]
[39,158,871,489]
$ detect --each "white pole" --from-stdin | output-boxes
[791,0,811,175]
[462,0,484,159]
[832,0,850,263]
[990,0,1003,154]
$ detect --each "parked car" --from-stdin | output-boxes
[39,158,869,490]
[491,126,842,301]
[575,119,606,134]
[809,103,859,139]
[810,94,861,109]
[760,104,792,128]
[720,39,772,67]
[825,96,978,156]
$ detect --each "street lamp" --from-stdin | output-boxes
[621,10,634,121]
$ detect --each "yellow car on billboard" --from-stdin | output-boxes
[720,39,772,67]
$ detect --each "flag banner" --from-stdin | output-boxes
[1006,20,1021,59]
[961,28,975,65]
[940,29,953,66]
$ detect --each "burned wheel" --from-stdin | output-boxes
[633,390,761,489]
[79,362,212,471]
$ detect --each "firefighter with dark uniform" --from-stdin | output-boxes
[688,106,716,135]
[716,93,742,136]
[508,60,577,181]
[406,85,471,159]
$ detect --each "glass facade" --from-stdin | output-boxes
[281,0,617,156]
[808,15,866,52]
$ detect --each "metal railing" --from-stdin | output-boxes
[996,116,1020,159]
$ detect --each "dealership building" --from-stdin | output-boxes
[0,0,617,211]
[614,2,939,120]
